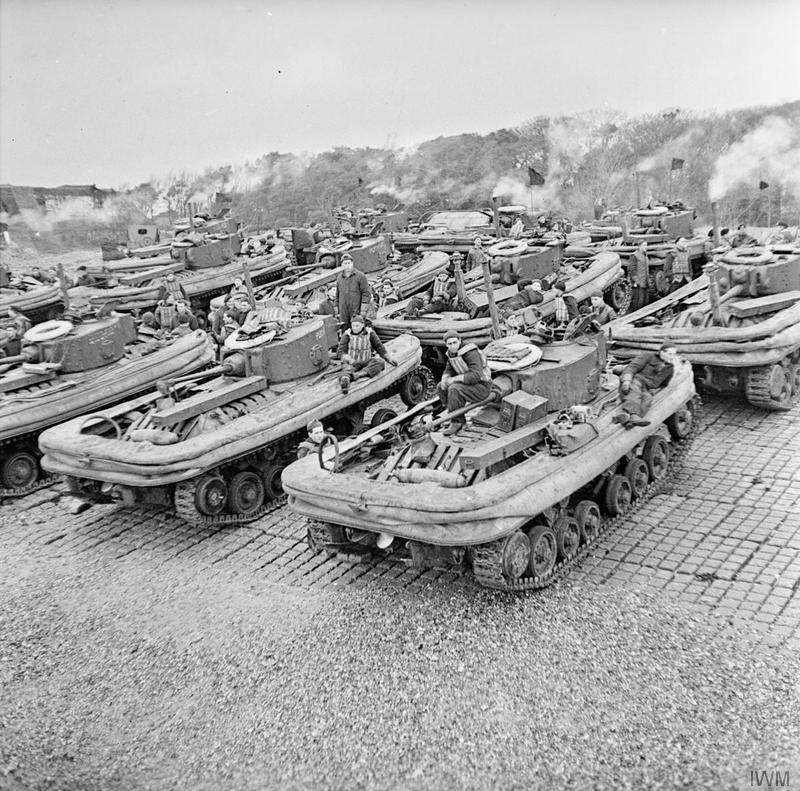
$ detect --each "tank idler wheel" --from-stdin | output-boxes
[226,471,265,515]
[370,408,398,428]
[574,500,601,544]
[745,363,793,411]
[554,516,581,561]
[399,365,436,407]
[194,475,228,516]
[607,277,632,315]
[642,436,670,482]
[499,531,531,580]
[667,401,694,440]
[1,448,40,490]
[624,458,650,499]
[604,474,632,516]
[260,464,285,500]
[525,524,557,579]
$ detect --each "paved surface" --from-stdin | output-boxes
[2,394,798,648]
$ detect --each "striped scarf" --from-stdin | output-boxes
[554,295,569,324]
[347,329,373,364]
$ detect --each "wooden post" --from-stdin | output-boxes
[491,196,502,239]
[242,261,256,307]
[56,263,71,312]
[188,204,194,229]
[711,202,721,246]
[704,262,726,327]
[634,171,642,207]
[482,259,501,340]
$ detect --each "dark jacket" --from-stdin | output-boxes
[622,351,674,390]
[336,270,370,327]
[443,343,490,385]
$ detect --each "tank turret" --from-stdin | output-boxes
[715,246,800,297]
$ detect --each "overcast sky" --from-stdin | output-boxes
[1,0,798,189]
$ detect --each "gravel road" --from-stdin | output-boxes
[1,527,797,791]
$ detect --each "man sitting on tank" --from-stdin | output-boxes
[437,330,493,436]
[499,279,543,319]
[613,342,678,429]
[338,314,397,394]
[405,270,457,318]
[588,291,617,325]
[553,281,580,325]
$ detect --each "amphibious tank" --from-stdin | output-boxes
[40,311,434,525]
[607,244,800,410]
[0,313,215,497]
[1,280,63,324]
[284,331,698,591]
[374,251,628,369]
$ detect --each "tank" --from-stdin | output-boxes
[70,244,288,314]
[39,313,435,526]
[0,314,215,497]
[1,281,64,323]
[284,331,698,591]
[607,245,800,410]
[374,251,629,369]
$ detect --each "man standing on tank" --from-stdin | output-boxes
[629,240,650,311]
[437,330,492,436]
[335,254,370,332]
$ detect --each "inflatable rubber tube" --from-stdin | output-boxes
[721,248,774,266]
[23,320,73,343]
[487,239,529,257]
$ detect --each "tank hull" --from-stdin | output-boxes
[40,334,423,488]
[284,362,695,546]
[0,284,63,321]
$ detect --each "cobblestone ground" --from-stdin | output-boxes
[2,395,798,648]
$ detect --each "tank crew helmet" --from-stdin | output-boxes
[351,315,365,328]
[530,281,543,292]
[443,329,461,343]
[554,281,567,292]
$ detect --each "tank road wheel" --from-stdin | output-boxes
[642,436,670,482]
[370,408,398,428]
[790,363,800,399]
[399,365,436,407]
[624,458,650,499]
[226,471,265,516]
[499,531,531,580]
[260,464,285,500]
[745,363,793,411]
[194,475,228,516]
[667,402,694,440]
[525,524,557,579]
[604,474,632,516]
[574,500,601,544]
[607,277,632,315]
[554,516,581,562]
[1,448,40,490]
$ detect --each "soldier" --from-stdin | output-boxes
[589,291,617,325]
[499,279,543,319]
[73,266,96,287]
[337,314,397,394]
[297,420,326,460]
[335,255,371,331]
[137,311,160,338]
[376,279,401,309]
[553,281,580,324]
[154,295,177,331]
[171,313,194,337]
[315,284,337,317]
[174,300,199,331]
[466,237,488,270]
[405,270,457,317]
[159,271,188,302]
[438,330,493,436]
[613,342,678,429]
[628,240,649,311]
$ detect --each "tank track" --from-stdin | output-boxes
[0,432,56,499]
[744,355,798,411]
[605,276,632,316]
[169,365,433,526]
[471,397,703,591]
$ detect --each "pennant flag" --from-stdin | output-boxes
[759,180,770,190]
[670,158,685,171]
[357,177,364,186]
[528,167,545,187]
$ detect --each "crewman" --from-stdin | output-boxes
[405,270,456,317]
[510,215,525,239]
[437,330,492,436]
[73,266,96,288]
[628,240,649,311]
[499,279,543,319]
[296,420,326,459]
[376,279,401,308]
[154,295,177,331]
[613,342,678,429]
[589,292,617,325]
[337,314,397,394]
[466,237,489,270]
[159,271,188,302]
[315,284,337,317]
[170,313,194,337]
[553,281,580,324]
[335,255,371,331]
